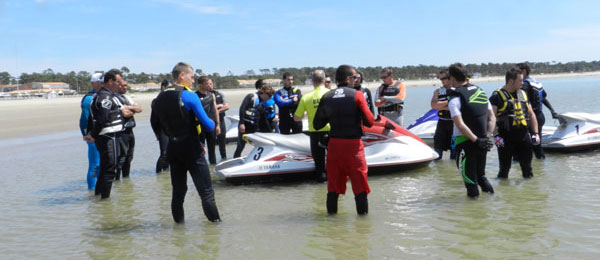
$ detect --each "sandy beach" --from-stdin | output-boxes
[1,71,599,140]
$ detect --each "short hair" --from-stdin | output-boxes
[357,70,364,84]
[312,69,326,85]
[335,65,355,84]
[448,63,469,82]
[197,75,211,85]
[103,69,122,84]
[381,67,393,77]
[161,79,169,87]
[260,84,275,96]
[505,67,523,83]
[282,71,292,80]
[255,79,266,89]
[171,62,192,80]
[439,69,449,76]
[516,62,531,77]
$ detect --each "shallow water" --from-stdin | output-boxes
[1,76,599,259]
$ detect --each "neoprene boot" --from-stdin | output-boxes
[172,204,185,223]
[465,183,480,198]
[326,192,339,214]
[478,177,494,194]
[355,192,368,215]
[450,148,456,160]
[434,149,443,160]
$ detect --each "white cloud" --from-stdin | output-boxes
[153,0,229,15]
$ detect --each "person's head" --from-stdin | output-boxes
[312,69,326,87]
[258,84,274,101]
[324,76,332,89]
[171,62,194,87]
[90,72,104,91]
[282,71,293,88]
[354,70,363,88]
[380,67,394,85]
[160,79,170,91]
[196,76,212,92]
[448,63,469,87]
[505,67,523,91]
[516,62,531,78]
[103,69,124,92]
[335,65,358,87]
[439,69,450,88]
[255,78,266,89]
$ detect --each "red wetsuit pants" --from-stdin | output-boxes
[326,138,370,195]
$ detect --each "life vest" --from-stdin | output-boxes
[242,93,260,125]
[196,91,216,121]
[437,87,451,120]
[151,86,199,138]
[90,87,124,136]
[115,94,136,129]
[523,78,544,113]
[495,88,529,132]
[450,84,489,139]
[377,81,404,113]
[212,90,226,115]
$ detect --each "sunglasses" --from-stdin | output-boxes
[325,81,331,83]
[380,75,390,79]
[350,75,361,80]
[439,77,449,80]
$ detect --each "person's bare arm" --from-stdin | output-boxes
[430,89,448,110]
[212,94,221,135]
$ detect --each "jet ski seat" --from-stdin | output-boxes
[247,133,312,154]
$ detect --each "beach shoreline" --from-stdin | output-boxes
[1,71,598,140]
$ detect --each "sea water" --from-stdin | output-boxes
[0,76,599,259]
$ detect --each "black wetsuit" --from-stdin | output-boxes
[150,96,169,173]
[434,87,454,158]
[90,87,124,199]
[275,86,303,134]
[197,90,218,164]
[354,85,374,115]
[213,90,227,159]
[152,85,220,223]
[489,88,534,179]
[115,93,136,180]
[522,78,555,159]
[233,92,274,158]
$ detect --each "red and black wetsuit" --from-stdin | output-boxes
[313,85,375,195]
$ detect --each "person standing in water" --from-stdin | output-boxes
[431,69,455,160]
[80,72,103,190]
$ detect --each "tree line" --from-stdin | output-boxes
[2,61,600,94]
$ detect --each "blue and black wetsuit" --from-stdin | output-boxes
[79,90,99,190]
[152,85,220,223]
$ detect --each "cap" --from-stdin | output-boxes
[90,72,103,83]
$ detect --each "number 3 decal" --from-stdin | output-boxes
[253,147,264,160]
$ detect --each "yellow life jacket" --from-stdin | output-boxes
[495,88,529,130]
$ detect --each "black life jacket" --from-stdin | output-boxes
[115,94,136,129]
[319,87,364,139]
[242,93,259,125]
[522,78,544,113]
[377,81,404,113]
[450,84,489,138]
[196,91,216,121]
[213,90,226,115]
[90,87,124,136]
[151,86,197,138]
[494,88,529,132]
[437,87,451,119]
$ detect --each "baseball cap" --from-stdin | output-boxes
[90,72,103,83]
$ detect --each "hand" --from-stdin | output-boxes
[83,135,95,143]
[215,125,221,136]
[551,111,560,119]
[239,124,245,134]
[494,135,504,148]
[531,133,540,145]
[292,96,298,103]
[273,116,279,123]
[475,137,493,151]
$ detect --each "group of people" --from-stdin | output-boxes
[80,60,558,223]
[431,62,558,198]
[79,69,142,198]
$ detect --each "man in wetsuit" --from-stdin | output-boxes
[114,76,142,180]
[275,72,302,134]
[447,63,496,198]
[233,80,277,158]
[314,65,375,215]
[517,62,559,159]
[151,80,170,173]
[354,70,374,115]
[489,67,539,179]
[196,76,221,165]
[212,81,229,160]
[79,72,103,190]
[151,62,221,223]
[375,68,406,126]
[89,69,134,199]
[324,76,333,89]
[294,70,331,182]
[431,69,455,160]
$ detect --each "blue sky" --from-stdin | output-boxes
[1,0,600,76]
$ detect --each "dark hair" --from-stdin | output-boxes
[255,79,266,89]
[505,67,523,83]
[358,70,364,84]
[439,69,449,76]
[381,67,393,77]
[516,62,531,77]
[335,65,354,84]
[282,71,292,80]
[161,80,169,87]
[103,69,122,84]
[197,75,211,85]
[448,63,469,82]
[259,84,275,96]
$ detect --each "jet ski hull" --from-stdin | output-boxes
[541,112,600,152]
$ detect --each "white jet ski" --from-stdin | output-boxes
[215,116,438,184]
[542,112,600,152]
[225,115,310,143]
[406,109,439,145]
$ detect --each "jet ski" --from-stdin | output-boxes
[542,112,600,152]
[406,109,439,145]
[225,115,310,143]
[215,116,438,184]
